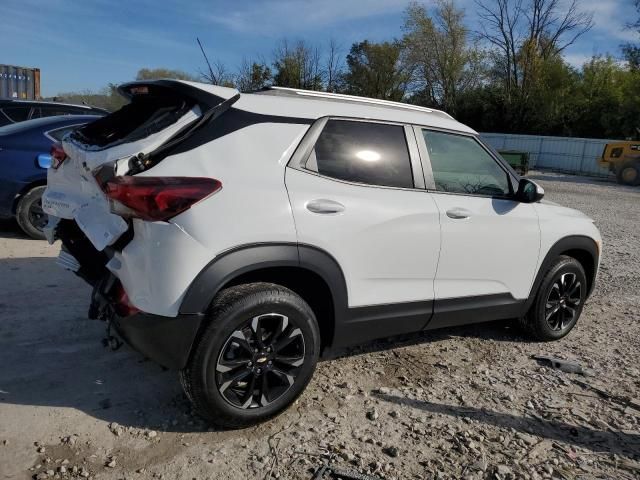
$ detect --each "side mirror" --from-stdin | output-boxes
[37,153,52,169]
[516,178,544,203]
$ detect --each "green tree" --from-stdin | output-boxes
[236,59,272,92]
[622,0,640,70]
[342,40,412,101]
[403,0,484,115]
[272,39,323,90]
[571,57,640,139]
[475,0,594,131]
[54,83,127,112]
[135,68,197,81]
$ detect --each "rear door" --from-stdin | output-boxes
[285,118,440,325]
[415,127,540,319]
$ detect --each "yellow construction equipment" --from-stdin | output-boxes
[599,141,640,185]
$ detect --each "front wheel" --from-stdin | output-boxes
[181,282,320,428]
[520,255,587,341]
[616,161,640,186]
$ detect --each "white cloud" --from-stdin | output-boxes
[577,0,638,42]
[205,0,413,35]
[563,52,592,67]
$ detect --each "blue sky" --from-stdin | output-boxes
[3,0,638,97]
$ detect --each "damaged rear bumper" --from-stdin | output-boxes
[112,311,205,370]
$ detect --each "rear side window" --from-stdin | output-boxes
[1,106,30,122]
[422,129,510,196]
[309,120,414,189]
[40,106,82,118]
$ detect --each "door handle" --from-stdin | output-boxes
[446,207,471,219]
[306,199,345,214]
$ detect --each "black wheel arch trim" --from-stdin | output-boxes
[525,235,599,311]
[179,242,349,312]
[178,242,350,351]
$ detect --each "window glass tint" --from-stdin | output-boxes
[312,120,414,188]
[2,106,30,122]
[47,126,74,141]
[40,106,77,118]
[422,130,510,196]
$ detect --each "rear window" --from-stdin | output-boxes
[309,120,414,189]
[72,86,194,148]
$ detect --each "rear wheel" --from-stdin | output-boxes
[616,161,640,186]
[182,283,320,428]
[521,255,587,341]
[16,186,47,239]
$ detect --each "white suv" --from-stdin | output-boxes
[43,80,601,428]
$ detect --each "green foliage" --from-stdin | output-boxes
[342,40,412,101]
[236,61,272,92]
[272,40,323,90]
[135,68,197,81]
[54,83,127,112]
[403,1,483,115]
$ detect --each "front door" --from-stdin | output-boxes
[415,127,541,325]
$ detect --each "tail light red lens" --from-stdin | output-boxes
[113,282,140,317]
[103,176,221,221]
[50,142,68,169]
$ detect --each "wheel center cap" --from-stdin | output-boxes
[256,356,268,364]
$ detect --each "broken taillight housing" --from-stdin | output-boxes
[102,176,221,222]
[113,282,140,317]
[50,142,68,169]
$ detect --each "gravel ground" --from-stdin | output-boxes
[0,171,639,480]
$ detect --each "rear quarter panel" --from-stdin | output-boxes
[108,122,309,317]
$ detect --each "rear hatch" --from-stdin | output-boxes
[43,80,239,250]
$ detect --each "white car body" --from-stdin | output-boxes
[43,80,601,369]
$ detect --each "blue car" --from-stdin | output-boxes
[0,115,99,238]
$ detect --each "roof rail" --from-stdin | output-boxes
[266,86,454,120]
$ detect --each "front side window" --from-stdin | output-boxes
[422,129,511,196]
[310,120,414,189]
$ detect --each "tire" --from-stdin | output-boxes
[15,186,47,239]
[616,161,640,186]
[521,255,587,341]
[181,282,320,428]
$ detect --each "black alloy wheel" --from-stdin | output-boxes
[216,313,306,409]
[544,272,582,332]
[181,282,320,428]
[28,198,48,232]
[520,255,587,341]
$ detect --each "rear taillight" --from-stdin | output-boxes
[113,283,140,317]
[50,142,67,169]
[103,176,221,221]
